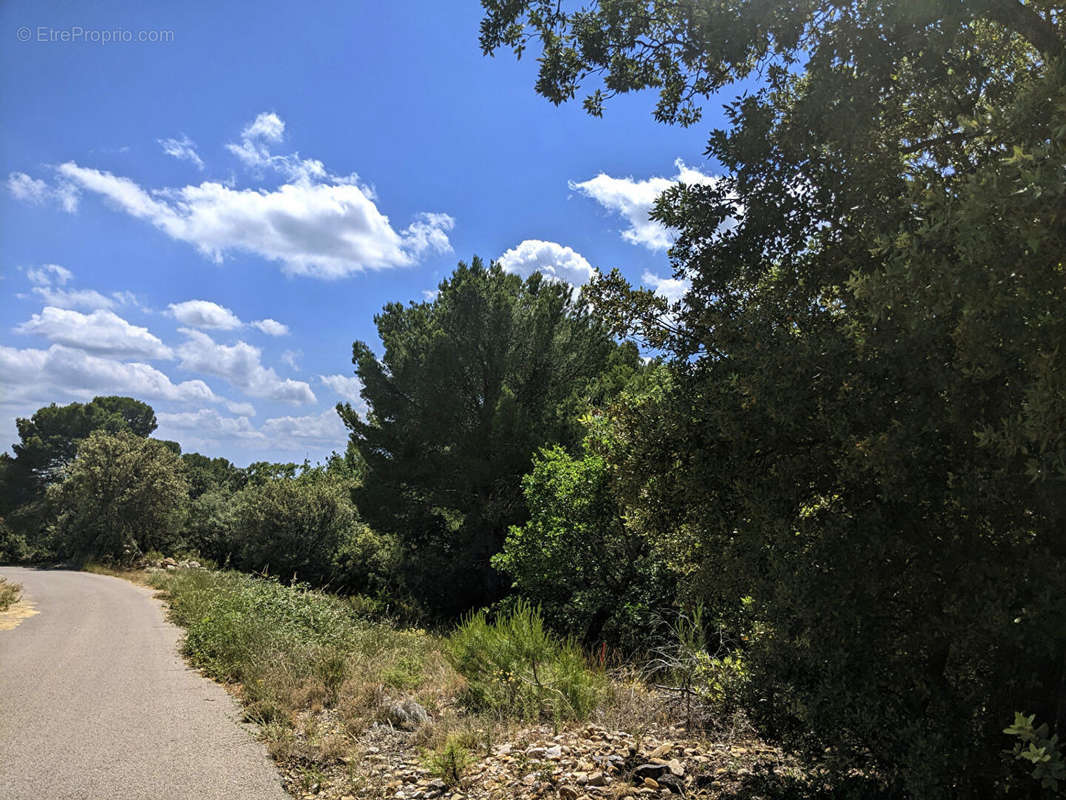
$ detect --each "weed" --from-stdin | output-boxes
[424,734,474,788]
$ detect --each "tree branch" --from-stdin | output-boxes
[982,1,1065,59]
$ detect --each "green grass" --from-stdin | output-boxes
[148,569,444,726]
[0,577,21,611]
[446,598,606,721]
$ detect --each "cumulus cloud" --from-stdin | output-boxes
[15,307,172,360]
[571,159,722,251]
[53,160,454,278]
[154,406,347,456]
[318,374,367,416]
[158,134,205,170]
[168,299,289,336]
[251,318,289,336]
[29,287,118,311]
[224,111,329,183]
[7,172,79,213]
[497,239,595,286]
[261,408,347,446]
[168,300,243,330]
[156,408,263,443]
[0,344,234,410]
[19,264,124,311]
[176,329,315,404]
[642,271,690,305]
[26,264,73,285]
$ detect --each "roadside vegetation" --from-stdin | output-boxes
[0,577,21,612]
[1,3,1064,798]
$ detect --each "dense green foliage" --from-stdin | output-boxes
[48,431,188,562]
[495,435,676,650]
[341,257,640,617]
[482,1,1066,796]
[228,473,397,594]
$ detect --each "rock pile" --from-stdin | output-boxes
[285,717,793,800]
[145,557,201,572]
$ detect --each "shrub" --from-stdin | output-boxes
[0,517,30,563]
[424,734,474,788]
[446,600,604,721]
[495,440,677,649]
[0,577,21,611]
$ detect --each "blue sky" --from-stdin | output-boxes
[1,0,731,465]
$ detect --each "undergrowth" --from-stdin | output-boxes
[148,569,444,728]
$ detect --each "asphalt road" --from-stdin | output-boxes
[0,567,289,800]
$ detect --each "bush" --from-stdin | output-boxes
[181,488,239,566]
[446,600,604,721]
[0,577,21,611]
[230,475,357,586]
[0,517,30,563]
[495,437,677,649]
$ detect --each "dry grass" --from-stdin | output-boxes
[82,562,155,586]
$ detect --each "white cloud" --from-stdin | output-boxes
[225,111,337,185]
[29,287,117,311]
[7,172,79,213]
[156,408,263,442]
[497,239,595,286]
[281,349,302,370]
[261,408,347,446]
[26,264,73,285]
[19,266,139,311]
[318,374,367,415]
[159,134,204,170]
[54,161,454,278]
[176,329,315,405]
[168,299,243,330]
[15,307,172,360]
[154,406,347,456]
[641,271,690,305]
[0,344,228,409]
[251,318,289,336]
[570,159,721,251]
[168,300,289,336]
[243,111,285,143]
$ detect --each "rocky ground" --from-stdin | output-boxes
[278,713,801,800]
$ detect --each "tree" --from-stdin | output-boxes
[2,396,157,504]
[482,2,1066,796]
[495,438,676,650]
[339,258,640,617]
[181,452,247,499]
[49,431,187,563]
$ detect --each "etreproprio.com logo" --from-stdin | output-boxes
[16,25,175,44]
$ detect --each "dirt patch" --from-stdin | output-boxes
[0,599,39,631]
